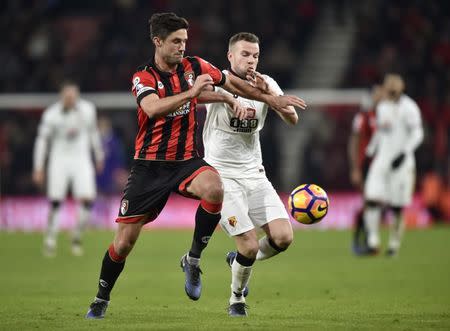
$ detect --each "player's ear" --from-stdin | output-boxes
[153,37,162,48]
[227,51,232,61]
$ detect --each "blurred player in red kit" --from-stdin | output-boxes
[348,85,383,254]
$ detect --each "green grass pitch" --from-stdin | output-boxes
[0,227,449,330]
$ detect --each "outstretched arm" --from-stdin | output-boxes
[89,106,105,173]
[221,74,307,113]
[33,111,52,187]
[140,74,214,119]
[198,90,247,120]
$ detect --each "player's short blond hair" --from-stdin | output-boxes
[228,32,259,50]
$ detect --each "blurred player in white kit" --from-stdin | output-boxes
[32,82,104,257]
[202,32,304,316]
[363,74,423,256]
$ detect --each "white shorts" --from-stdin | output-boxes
[220,176,289,237]
[364,159,415,207]
[47,157,96,201]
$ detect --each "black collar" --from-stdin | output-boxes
[228,68,247,80]
[148,57,176,77]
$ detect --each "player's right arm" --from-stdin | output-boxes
[222,74,306,114]
[133,71,213,119]
[197,90,247,120]
[32,108,53,187]
[252,72,298,125]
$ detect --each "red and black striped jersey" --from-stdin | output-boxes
[131,56,225,161]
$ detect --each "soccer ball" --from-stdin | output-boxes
[288,184,329,224]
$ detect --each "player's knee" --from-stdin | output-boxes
[82,200,94,209]
[50,200,61,209]
[202,181,224,203]
[240,242,259,259]
[272,232,293,250]
[115,237,136,256]
[365,200,381,209]
[391,206,403,216]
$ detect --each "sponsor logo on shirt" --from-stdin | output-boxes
[167,101,191,117]
[184,71,195,87]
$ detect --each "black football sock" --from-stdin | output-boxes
[189,202,221,258]
[96,245,126,301]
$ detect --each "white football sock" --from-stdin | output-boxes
[388,212,405,251]
[230,259,252,304]
[73,204,91,243]
[45,205,61,248]
[364,206,381,248]
[256,236,280,261]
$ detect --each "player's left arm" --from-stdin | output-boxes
[197,90,247,120]
[221,74,306,114]
[256,73,298,125]
[88,102,105,173]
[195,57,306,113]
[390,100,424,169]
[403,101,424,154]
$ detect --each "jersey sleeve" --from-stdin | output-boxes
[33,108,54,171]
[86,101,104,163]
[195,57,226,86]
[403,99,424,153]
[131,70,158,106]
[405,100,422,129]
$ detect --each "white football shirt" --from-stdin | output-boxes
[203,71,283,179]
[369,94,423,167]
[33,99,104,172]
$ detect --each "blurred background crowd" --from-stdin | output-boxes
[1,0,449,221]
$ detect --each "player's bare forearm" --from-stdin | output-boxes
[275,106,298,125]
[197,91,229,104]
[223,74,271,103]
[198,90,247,120]
[140,90,194,119]
[223,75,307,112]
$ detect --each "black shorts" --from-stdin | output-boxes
[116,158,217,224]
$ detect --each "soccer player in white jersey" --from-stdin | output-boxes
[363,74,423,256]
[33,82,104,257]
[202,32,301,316]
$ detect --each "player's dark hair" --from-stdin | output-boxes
[149,12,189,40]
[59,80,79,91]
[228,32,260,49]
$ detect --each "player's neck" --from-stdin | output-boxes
[228,68,246,80]
[154,54,177,73]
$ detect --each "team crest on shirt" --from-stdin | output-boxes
[120,199,129,215]
[228,216,237,227]
[157,81,164,89]
[184,71,195,87]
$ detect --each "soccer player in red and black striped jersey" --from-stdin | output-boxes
[86,12,306,319]
[348,85,383,255]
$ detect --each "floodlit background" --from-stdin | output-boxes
[0,1,449,329]
[2,0,449,227]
